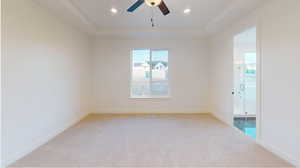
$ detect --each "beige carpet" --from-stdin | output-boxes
[10,114,293,168]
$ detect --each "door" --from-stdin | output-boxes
[233,27,257,139]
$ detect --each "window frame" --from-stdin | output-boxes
[129,48,171,99]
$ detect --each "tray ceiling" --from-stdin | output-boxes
[35,0,263,37]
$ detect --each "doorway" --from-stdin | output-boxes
[233,27,257,139]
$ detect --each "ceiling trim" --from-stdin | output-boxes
[95,28,206,39]
[34,0,98,34]
[204,0,264,35]
[60,0,98,33]
[35,0,264,37]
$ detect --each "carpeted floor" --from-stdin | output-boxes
[10,114,293,167]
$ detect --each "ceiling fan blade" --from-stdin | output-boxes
[158,0,170,15]
[127,0,145,12]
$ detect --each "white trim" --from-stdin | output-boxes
[211,113,297,167]
[211,112,232,126]
[204,1,266,36]
[60,0,97,31]
[256,21,263,140]
[129,96,171,99]
[95,107,208,114]
[257,140,300,167]
[35,0,265,38]
[232,26,261,141]
[34,0,97,35]
[3,113,88,167]
[0,1,2,167]
[95,28,206,39]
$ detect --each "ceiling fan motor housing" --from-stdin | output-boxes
[127,0,170,16]
[145,0,162,7]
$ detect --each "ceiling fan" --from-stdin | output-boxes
[127,0,170,16]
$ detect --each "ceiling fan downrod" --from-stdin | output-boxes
[151,8,155,27]
[151,18,155,27]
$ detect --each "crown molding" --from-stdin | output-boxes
[34,0,265,38]
[34,0,98,35]
[94,28,206,39]
[60,0,98,33]
[204,0,264,36]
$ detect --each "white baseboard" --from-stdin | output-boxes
[94,106,209,114]
[210,113,299,167]
[256,140,300,167]
[210,112,232,126]
[3,113,88,168]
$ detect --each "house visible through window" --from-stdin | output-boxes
[131,49,169,98]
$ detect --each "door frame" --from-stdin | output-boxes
[232,26,262,140]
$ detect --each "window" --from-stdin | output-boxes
[131,49,169,98]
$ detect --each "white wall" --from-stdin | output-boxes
[208,0,300,166]
[93,38,209,114]
[2,0,299,166]
[1,0,92,166]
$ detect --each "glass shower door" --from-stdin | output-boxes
[233,27,257,139]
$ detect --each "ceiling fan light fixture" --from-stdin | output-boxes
[145,0,162,7]
[127,0,170,16]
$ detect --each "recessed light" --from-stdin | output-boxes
[183,8,191,14]
[110,8,118,14]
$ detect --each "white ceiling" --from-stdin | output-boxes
[35,0,263,38]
